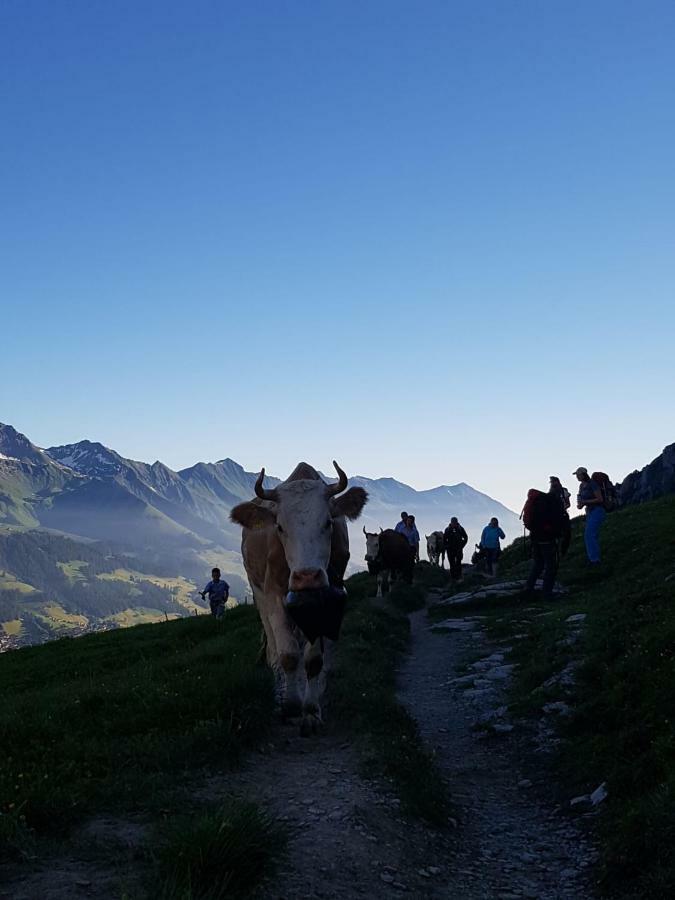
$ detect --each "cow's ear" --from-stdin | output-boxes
[331,487,368,521]
[230,501,277,530]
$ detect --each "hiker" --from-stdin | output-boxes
[394,511,409,535]
[408,515,421,563]
[574,467,606,564]
[549,475,572,556]
[444,517,468,580]
[480,517,506,577]
[522,488,567,598]
[200,567,230,617]
[399,515,420,563]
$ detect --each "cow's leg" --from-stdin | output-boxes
[268,605,303,718]
[251,585,278,665]
[376,571,383,598]
[301,639,324,736]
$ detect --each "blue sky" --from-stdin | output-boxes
[2,0,673,511]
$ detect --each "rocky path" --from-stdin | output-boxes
[239,589,597,899]
[397,603,597,899]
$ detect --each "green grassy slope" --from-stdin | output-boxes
[0,609,274,855]
[490,495,675,898]
[1,562,449,897]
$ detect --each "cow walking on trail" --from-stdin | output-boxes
[230,462,367,735]
[426,531,445,567]
[364,527,415,597]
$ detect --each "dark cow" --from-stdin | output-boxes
[231,462,368,734]
[363,527,415,597]
[425,531,445,567]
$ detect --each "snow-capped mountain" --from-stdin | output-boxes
[46,440,128,477]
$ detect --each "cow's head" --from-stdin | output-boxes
[363,527,381,563]
[231,462,367,592]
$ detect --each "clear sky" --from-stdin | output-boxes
[2,0,673,511]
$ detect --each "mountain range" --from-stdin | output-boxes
[0,422,520,554]
[0,421,522,648]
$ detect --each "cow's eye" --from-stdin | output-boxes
[277,524,284,534]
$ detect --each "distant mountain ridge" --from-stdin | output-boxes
[1,422,520,564]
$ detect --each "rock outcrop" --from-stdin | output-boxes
[619,443,675,505]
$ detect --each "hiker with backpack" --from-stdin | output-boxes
[444,517,468,580]
[480,517,506,577]
[522,488,567,597]
[574,467,614,564]
[549,475,572,556]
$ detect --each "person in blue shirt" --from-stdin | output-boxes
[573,466,605,563]
[394,511,409,535]
[480,517,506,577]
[399,515,421,563]
[200,567,229,618]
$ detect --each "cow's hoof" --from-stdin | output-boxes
[281,700,303,720]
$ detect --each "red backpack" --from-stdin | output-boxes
[591,472,619,511]
[521,489,565,539]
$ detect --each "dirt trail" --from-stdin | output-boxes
[243,590,597,898]
[1,591,597,899]
[398,604,597,899]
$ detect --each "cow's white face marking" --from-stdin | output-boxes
[364,531,380,561]
[273,480,335,586]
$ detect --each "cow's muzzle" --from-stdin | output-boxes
[289,568,328,591]
[284,586,348,643]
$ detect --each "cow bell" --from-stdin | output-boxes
[284,585,348,643]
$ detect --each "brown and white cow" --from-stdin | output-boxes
[230,462,367,734]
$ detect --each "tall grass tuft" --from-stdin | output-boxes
[153,801,286,900]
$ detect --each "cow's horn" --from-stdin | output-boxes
[255,468,279,502]
[363,525,367,534]
[326,460,348,496]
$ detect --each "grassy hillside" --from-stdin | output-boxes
[0,561,448,896]
[0,609,274,853]
[463,495,675,898]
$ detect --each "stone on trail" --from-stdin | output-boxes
[471,652,505,671]
[590,782,608,805]
[432,618,477,632]
[542,701,573,716]
[476,705,508,724]
[485,664,515,681]
[566,613,587,625]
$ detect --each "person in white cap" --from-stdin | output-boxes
[573,467,605,563]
